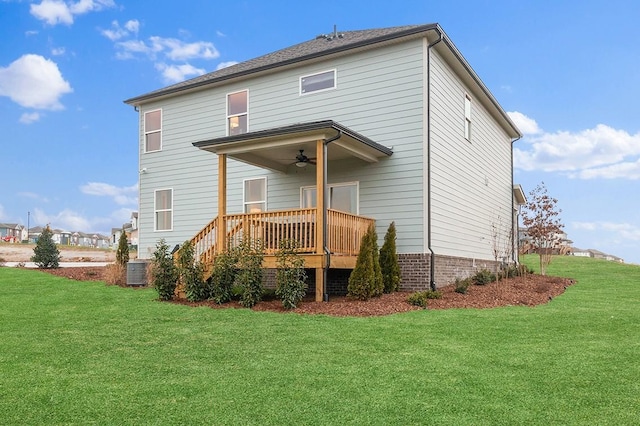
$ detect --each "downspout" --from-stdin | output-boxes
[426,29,443,291]
[511,135,522,264]
[322,130,342,302]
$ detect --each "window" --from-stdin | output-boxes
[154,189,173,231]
[464,94,472,141]
[244,177,266,213]
[144,109,162,152]
[301,182,358,214]
[300,69,336,95]
[227,90,248,135]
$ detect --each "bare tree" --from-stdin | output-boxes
[521,182,564,275]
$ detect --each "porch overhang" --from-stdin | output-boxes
[192,120,393,173]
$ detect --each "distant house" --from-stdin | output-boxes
[111,211,138,249]
[0,223,25,242]
[572,248,592,258]
[519,228,573,255]
[125,23,522,299]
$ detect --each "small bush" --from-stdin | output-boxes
[275,239,307,309]
[31,225,61,269]
[176,240,207,302]
[150,239,178,301]
[407,290,442,308]
[472,269,496,286]
[454,277,471,294]
[115,227,130,267]
[104,263,126,286]
[209,247,240,304]
[348,224,381,300]
[235,237,264,308]
[380,221,401,293]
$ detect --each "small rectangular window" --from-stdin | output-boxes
[144,109,162,152]
[464,94,472,141]
[154,189,173,231]
[227,90,248,135]
[300,69,336,95]
[244,177,266,213]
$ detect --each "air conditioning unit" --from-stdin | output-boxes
[126,260,148,286]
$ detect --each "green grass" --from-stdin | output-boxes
[1,256,638,425]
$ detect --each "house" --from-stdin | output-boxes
[111,211,139,249]
[519,228,573,255]
[0,223,25,243]
[125,23,521,300]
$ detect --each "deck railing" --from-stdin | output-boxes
[191,208,375,266]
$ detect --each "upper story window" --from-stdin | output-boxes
[154,188,173,231]
[464,94,472,141]
[227,90,248,135]
[301,182,358,215]
[300,69,336,95]
[244,177,266,213]
[144,109,162,152]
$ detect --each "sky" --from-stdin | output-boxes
[1,0,639,264]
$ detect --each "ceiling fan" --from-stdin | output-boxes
[294,149,316,167]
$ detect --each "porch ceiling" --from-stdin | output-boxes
[192,120,393,173]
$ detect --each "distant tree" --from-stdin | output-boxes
[116,227,130,267]
[380,222,401,293]
[31,224,61,269]
[521,182,565,275]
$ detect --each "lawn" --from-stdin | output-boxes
[0,255,638,425]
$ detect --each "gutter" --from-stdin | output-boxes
[511,135,522,264]
[426,28,443,291]
[322,130,342,302]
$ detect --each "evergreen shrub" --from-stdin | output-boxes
[31,225,60,269]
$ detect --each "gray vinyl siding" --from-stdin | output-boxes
[429,50,513,261]
[137,38,428,257]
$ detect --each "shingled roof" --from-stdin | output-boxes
[124,24,438,105]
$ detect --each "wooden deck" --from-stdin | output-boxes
[191,208,373,272]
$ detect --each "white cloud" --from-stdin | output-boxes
[101,19,139,41]
[32,207,92,231]
[508,111,541,135]
[155,63,205,83]
[116,36,219,62]
[51,47,65,56]
[216,30,226,37]
[80,182,138,206]
[30,0,115,26]
[572,221,640,242]
[30,0,73,25]
[19,112,41,124]
[513,113,640,180]
[19,191,49,202]
[26,30,39,36]
[0,54,72,110]
[149,36,219,61]
[216,61,238,70]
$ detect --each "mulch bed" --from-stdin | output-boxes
[37,266,575,317]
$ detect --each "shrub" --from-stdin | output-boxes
[235,237,264,308]
[104,263,126,286]
[472,269,496,286]
[115,227,129,267]
[176,240,207,302]
[275,239,308,309]
[209,247,239,304]
[407,290,442,308]
[348,224,383,300]
[31,225,61,269]
[454,277,471,294]
[380,221,401,293]
[150,239,178,301]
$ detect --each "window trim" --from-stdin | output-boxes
[226,89,249,136]
[144,108,162,153]
[300,181,359,215]
[154,188,173,232]
[464,93,472,141]
[243,176,267,213]
[300,69,337,96]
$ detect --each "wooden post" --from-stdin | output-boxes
[217,154,227,254]
[315,139,325,302]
